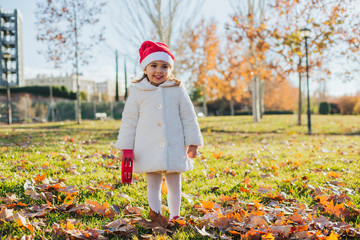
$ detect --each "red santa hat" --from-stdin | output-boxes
[139,41,174,70]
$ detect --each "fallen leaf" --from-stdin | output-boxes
[325,232,340,240]
[194,226,216,238]
[261,233,275,240]
[0,207,14,220]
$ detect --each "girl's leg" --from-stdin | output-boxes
[165,172,181,218]
[146,172,163,214]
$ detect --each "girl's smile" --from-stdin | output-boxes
[144,61,171,86]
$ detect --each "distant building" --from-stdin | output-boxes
[0,9,23,87]
[97,80,124,100]
[25,74,97,98]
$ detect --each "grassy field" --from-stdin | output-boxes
[0,115,359,239]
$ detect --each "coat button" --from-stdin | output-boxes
[158,122,163,127]
[157,104,162,109]
[160,142,165,147]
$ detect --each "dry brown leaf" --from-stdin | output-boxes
[123,206,143,216]
[0,207,14,221]
[247,216,268,228]
[213,216,229,228]
[244,227,261,240]
[269,225,292,238]
[85,200,115,219]
[103,218,138,236]
[135,209,171,235]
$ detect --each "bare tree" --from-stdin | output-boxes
[35,0,105,124]
[110,0,204,60]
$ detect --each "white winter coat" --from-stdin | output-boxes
[115,79,203,174]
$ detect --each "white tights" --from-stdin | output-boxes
[146,172,181,218]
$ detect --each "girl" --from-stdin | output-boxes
[115,41,203,220]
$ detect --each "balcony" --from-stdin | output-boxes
[1,39,16,47]
[2,53,16,61]
[1,25,16,32]
[1,12,16,22]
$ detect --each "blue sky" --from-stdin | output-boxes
[1,0,359,97]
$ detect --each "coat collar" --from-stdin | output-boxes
[134,78,177,91]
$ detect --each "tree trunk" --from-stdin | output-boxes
[73,2,81,124]
[230,95,235,116]
[50,85,55,122]
[202,86,208,116]
[297,57,302,126]
[124,59,128,100]
[115,50,119,101]
[260,80,264,119]
[252,76,261,123]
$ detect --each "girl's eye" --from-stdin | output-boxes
[162,65,168,69]
[151,64,156,67]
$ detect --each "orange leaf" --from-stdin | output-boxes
[325,232,340,240]
[66,221,75,230]
[212,152,223,159]
[220,195,234,202]
[228,230,240,235]
[201,200,215,210]
[325,201,346,218]
[328,171,340,178]
[244,178,251,188]
[240,187,250,193]
[63,193,77,205]
[173,219,186,226]
[262,233,275,240]
[33,173,46,183]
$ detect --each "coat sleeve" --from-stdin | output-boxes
[179,85,204,147]
[115,87,139,149]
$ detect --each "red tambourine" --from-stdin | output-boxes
[121,149,133,184]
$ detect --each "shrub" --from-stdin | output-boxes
[330,103,341,114]
[336,96,359,115]
[319,101,330,115]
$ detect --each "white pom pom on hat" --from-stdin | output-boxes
[139,41,174,70]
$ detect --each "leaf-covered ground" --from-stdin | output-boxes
[0,115,359,239]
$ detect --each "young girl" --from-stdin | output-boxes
[115,41,203,220]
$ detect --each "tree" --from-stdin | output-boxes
[35,0,105,124]
[263,78,298,111]
[229,0,276,122]
[110,0,204,56]
[268,0,358,125]
[213,40,247,115]
[176,20,219,116]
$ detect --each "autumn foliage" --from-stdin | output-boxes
[175,0,360,116]
[334,94,360,114]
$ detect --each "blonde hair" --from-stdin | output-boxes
[132,73,182,86]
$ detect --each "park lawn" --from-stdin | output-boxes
[0,114,359,239]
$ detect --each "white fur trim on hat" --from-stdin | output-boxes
[140,52,174,70]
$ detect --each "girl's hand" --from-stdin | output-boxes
[187,145,198,159]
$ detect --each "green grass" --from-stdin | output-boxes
[0,114,359,239]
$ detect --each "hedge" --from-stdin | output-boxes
[0,86,77,99]
[235,110,294,115]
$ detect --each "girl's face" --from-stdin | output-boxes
[144,61,171,86]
